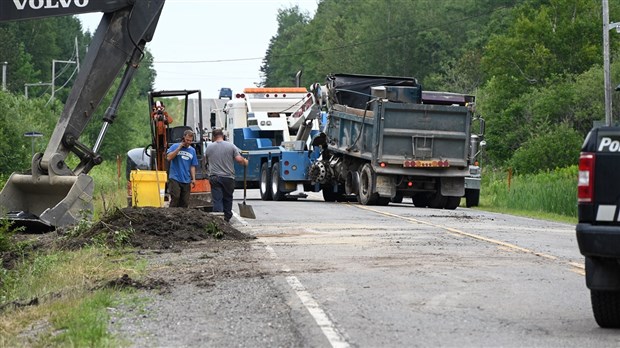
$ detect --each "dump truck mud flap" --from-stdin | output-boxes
[440,176,465,197]
[0,173,94,231]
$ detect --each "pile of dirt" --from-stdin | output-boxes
[1,207,255,273]
[59,207,255,250]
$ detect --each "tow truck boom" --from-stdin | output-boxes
[0,0,165,230]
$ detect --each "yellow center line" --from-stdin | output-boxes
[350,203,561,262]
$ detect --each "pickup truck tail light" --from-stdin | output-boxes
[578,152,595,203]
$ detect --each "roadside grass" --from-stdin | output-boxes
[0,161,144,347]
[476,166,578,224]
[0,247,146,347]
[89,161,129,219]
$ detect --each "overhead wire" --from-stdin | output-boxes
[154,4,514,65]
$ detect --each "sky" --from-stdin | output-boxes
[78,0,318,99]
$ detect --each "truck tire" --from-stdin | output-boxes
[322,184,345,202]
[322,189,337,202]
[377,197,391,206]
[591,289,620,328]
[412,194,429,207]
[465,189,480,207]
[358,163,379,205]
[444,196,460,210]
[428,192,446,209]
[391,193,403,204]
[270,162,286,201]
[260,162,272,201]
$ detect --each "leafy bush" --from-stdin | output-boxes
[509,123,583,174]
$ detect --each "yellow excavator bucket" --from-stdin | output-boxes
[0,173,94,231]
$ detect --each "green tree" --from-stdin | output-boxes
[509,123,582,174]
[261,6,312,87]
[479,0,615,165]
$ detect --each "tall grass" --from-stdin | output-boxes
[89,158,129,219]
[0,248,145,346]
[482,166,578,219]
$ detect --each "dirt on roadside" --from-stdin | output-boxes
[2,206,256,271]
[59,206,255,250]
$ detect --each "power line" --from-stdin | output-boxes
[154,5,513,65]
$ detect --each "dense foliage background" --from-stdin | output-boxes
[0,16,154,176]
[261,0,620,173]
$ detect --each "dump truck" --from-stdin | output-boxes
[310,73,483,209]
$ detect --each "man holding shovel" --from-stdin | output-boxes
[205,129,248,222]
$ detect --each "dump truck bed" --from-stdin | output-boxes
[326,99,471,175]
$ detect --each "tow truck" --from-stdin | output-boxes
[0,0,166,230]
[216,87,323,200]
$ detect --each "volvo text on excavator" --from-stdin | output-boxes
[0,0,166,231]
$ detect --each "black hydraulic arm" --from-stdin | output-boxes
[1,0,166,176]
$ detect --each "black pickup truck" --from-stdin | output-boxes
[576,126,620,328]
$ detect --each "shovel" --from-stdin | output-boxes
[238,163,256,219]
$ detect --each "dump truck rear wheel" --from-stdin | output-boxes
[358,164,378,205]
[377,197,391,206]
[323,184,345,202]
[391,193,403,204]
[260,163,272,201]
[445,196,460,210]
[429,192,446,209]
[412,194,429,207]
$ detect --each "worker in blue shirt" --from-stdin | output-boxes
[166,129,198,207]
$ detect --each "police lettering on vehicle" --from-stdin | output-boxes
[598,137,620,152]
[12,0,89,10]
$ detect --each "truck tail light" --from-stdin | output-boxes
[578,152,595,203]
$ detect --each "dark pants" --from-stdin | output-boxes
[169,179,191,208]
[210,176,235,221]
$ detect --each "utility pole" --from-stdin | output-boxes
[603,0,619,126]
[25,37,79,101]
[51,59,77,100]
[1,62,7,91]
[24,82,52,99]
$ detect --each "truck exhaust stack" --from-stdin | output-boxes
[0,173,94,231]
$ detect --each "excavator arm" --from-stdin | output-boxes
[0,0,166,230]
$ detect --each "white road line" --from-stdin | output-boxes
[264,245,350,348]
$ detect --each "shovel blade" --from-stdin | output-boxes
[238,202,256,219]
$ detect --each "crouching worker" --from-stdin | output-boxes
[166,129,198,207]
[206,128,248,222]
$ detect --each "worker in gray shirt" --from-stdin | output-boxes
[205,128,248,222]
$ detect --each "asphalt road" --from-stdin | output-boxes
[113,189,618,347]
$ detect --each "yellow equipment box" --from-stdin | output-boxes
[130,170,167,207]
